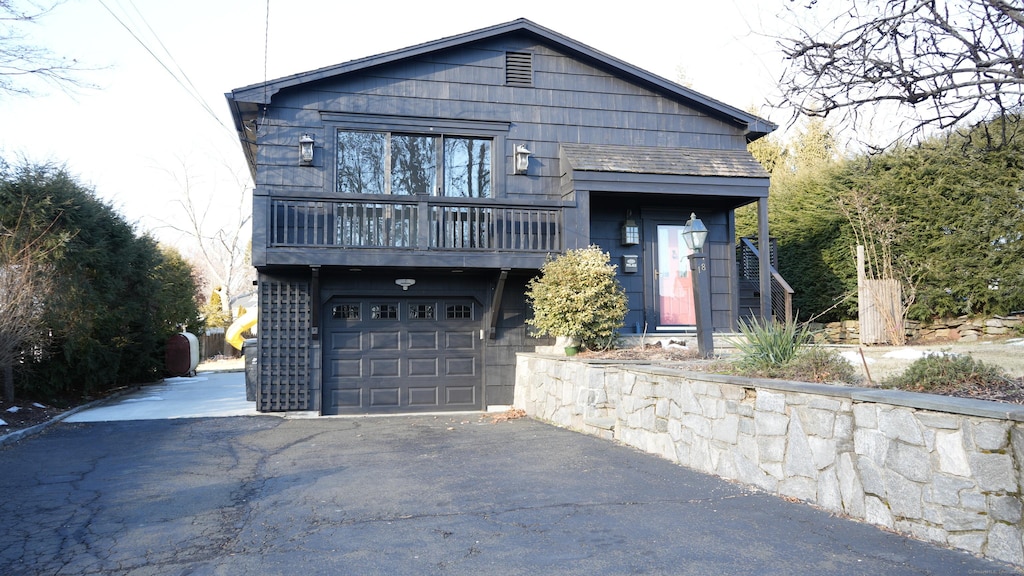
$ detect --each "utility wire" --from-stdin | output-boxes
[261,0,271,131]
[123,0,223,125]
[95,0,233,134]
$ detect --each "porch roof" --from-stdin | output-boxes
[560,144,769,179]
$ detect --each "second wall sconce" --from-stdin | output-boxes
[514,144,532,175]
[621,211,640,246]
[299,133,315,165]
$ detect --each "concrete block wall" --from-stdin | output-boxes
[514,354,1024,567]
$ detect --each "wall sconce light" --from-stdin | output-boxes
[621,212,640,246]
[299,133,315,165]
[514,144,531,175]
[395,278,416,291]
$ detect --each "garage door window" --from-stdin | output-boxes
[333,304,360,319]
[447,304,473,319]
[371,304,398,319]
[410,304,434,319]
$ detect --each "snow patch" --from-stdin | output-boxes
[32,402,46,409]
[839,351,873,365]
[0,418,6,426]
[882,349,956,360]
[6,406,20,413]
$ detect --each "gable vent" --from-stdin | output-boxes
[505,52,533,87]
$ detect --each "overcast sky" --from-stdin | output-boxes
[0,0,792,249]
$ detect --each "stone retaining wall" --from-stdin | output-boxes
[817,315,1023,345]
[514,354,1024,567]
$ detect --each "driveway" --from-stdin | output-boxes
[0,373,1018,575]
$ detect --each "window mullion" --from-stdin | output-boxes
[436,136,444,196]
[385,132,392,195]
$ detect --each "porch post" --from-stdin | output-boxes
[758,197,772,322]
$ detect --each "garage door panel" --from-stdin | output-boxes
[330,359,362,378]
[369,358,400,377]
[369,388,400,406]
[408,357,439,377]
[370,331,401,350]
[445,331,476,350]
[332,388,362,407]
[330,331,363,351]
[408,387,439,406]
[445,386,476,405]
[408,331,438,350]
[445,357,476,376]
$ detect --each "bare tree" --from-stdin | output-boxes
[0,201,63,401]
[837,187,919,345]
[777,0,1024,147]
[0,0,92,95]
[158,159,253,322]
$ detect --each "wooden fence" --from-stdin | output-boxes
[199,329,238,359]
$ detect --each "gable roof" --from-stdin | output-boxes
[226,18,776,141]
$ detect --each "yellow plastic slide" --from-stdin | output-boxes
[226,308,258,350]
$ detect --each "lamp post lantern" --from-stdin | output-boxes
[682,212,714,357]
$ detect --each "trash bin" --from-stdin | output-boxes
[243,338,258,402]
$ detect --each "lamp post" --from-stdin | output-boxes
[682,212,714,357]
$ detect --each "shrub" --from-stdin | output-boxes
[883,354,1011,393]
[772,347,858,384]
[526,246,628,350]
[733,317,813,371]
[731,318,857,383]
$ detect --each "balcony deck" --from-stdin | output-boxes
[259,196,566,269]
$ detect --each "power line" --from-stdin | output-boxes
[95,0,232,134]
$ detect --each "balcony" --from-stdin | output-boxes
[267,197,563,256]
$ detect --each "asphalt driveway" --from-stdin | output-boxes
[0,377,1019,575]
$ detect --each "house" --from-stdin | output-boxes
[226,18,776,415]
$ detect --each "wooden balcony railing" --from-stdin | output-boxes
[269,198,561,252]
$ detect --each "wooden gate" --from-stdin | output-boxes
[860,279,902,345]
[858,246,904,345]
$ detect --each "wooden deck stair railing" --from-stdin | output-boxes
[738,237,794,324]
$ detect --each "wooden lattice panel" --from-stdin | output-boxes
[258,276,311,411]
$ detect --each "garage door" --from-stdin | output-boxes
[322,298,482,414]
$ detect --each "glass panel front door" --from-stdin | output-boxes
[656,225,696,326]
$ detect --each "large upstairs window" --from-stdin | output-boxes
[337,130,491,197]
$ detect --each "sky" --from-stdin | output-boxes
[0,0,794,250]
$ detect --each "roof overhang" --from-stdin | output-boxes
[559,143,770,209]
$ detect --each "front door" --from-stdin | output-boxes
[322,297,482,414]
[655,224,696,328]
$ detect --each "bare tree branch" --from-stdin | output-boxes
[152,158,253,320]
[0,196,65,401]
[0,0,95,96]
[777,0,1024,147]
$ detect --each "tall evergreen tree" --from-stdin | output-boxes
[743,119,854,322]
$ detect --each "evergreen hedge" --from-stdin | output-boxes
[0,161,202,401]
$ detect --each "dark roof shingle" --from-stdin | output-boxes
[561,143,769,179]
